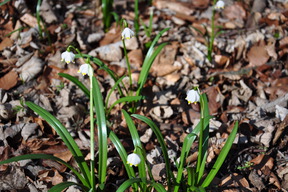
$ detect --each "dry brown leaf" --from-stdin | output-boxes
[0,37,13,51]
[99,26,121,46]
[247,42,270,67]
[220,173,250,191]
[191,0,209,9]
[154,0,194,15]
[51,169,64,185]
[20,13,40,28]
[151,42,181,76]
[0,166,28,190]
[250,154,274,172]
[53,150,73,163]
[151,163,166,181]
[0,70,18,90]
[128,49,143,69]
[206,86,221,114]
[215,55,229,67]
[279,36,288,49]
[223,3,246,21]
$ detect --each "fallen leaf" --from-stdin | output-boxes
[247,41,270,67]
[0,38,13,51]
[0,70,18,90]
[154,0,194,15]
[223,3,246,20]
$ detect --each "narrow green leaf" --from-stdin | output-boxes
[58,73,90,97]
[0,0,10,6]
[196,94,210,183]
[116,178,142,192]
[132,114,174,187]
[105,75,126,110]
[173,115,211,192]
[49,181,89,192]
[108,131,136,179]
[122,110,146,190]
[107,96,144,115]
[136,42,168,96]
[201,121,239,188]
[92,77,108,188]
[0,154,89,187]
[25,101,91,186]
[78,54,124,97]
[136,28,170,96]
[151,182,167,192]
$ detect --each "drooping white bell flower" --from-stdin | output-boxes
[121,28,135,40]
[127,153,141,167]
[215,0,225,9]
[61,51,75,64]
[78,64,93,76]
[186,89,200,104]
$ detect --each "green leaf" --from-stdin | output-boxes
[196,94,210,183]
[0,0,10,6]
[201,121,238,188]
[58,73,90,97]
[0,154,89,188]
[116,178,142,192]
[173,114,212,192]
[92,77,108,188]
[132,114,174,188]
[107,96,144,115]
[122,110,147,190]
[49,181,89,192]
[151,182,167,192]
[136,28,170,96]
[108,131,139,191]
[78,54,124,97]
[25,101,91,187]
[105,75,126,111]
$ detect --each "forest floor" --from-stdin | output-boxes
[0,0,288,191]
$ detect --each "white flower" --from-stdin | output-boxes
[186,89,200,104]
[214,0,225,9]
[61,51,75,64]
[121,28,135,40]
[78,64,92,76]
[127,153,141,167]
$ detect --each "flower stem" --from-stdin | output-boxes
[208,0,217,62]
[122,39,132,94]
[89,73,95,191]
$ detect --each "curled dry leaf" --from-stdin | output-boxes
[17,56,44,82]
[40,0,57,24]
[0,166,28,190]
[151,163,166,181]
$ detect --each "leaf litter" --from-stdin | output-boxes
[0,0,288,191]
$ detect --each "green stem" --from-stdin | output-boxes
[36,0,43,38]
[196,95,204,176]
[122,39,132,94]
[89,74,95,191]
[208,0,217,62]
[134,0,139,35]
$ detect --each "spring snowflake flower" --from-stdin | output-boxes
[127,153,141,167]
[61,51,75,64]
[186,89,200,104]
[78,64,92,76]
[121,28,135,40]
[215,0,225,9]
